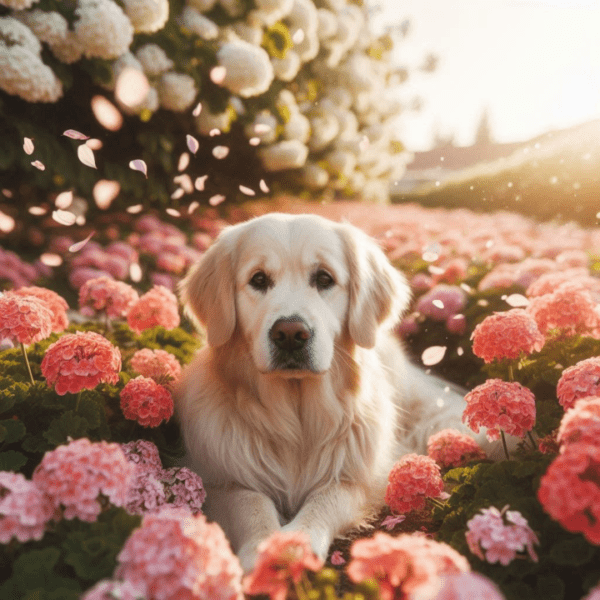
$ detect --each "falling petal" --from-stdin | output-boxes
[63,129,90,140]
[259,179,270,193]
[432,299,444,309]
[115,67,150,108]
[422,345,447,366]
[93,180,120,209]
[166,208,181,217]
[330,551,345,566]
[31,160,45,171]
[127,204,143,214]
[91,96,123,131]
[0,211,15,233]
[178,152,190,171]
[292,28,305,44]
[209,194,226,206]
[212,146,229,159]
[1,189,13,198]
[382,515,406,531]
[186,135,200,155]
[129,159,148,178]
[194,175,208,191]
[192,102,202,117]
[55,190,73,209]
[254,124,271,134]
[171,188,185,200]
[75,215,85,226]
[23,137,34,155]
[77,144,97,169]
[188,201,200,214]
[28,206,47,216]
[173,174,194,193]
[460,283,472,293]
[505,293,529,307]
[249,137,261,146]
[69,231,95,252]
[210,66,227,84]
[130,262,142,282]
[239,185,255,196]
[86,138,103,150]
[40,253,62,267]
[209,128,221,137]
[52,210,77,226]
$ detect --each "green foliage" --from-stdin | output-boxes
[435,458,600,600]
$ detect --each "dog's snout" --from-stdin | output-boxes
[270,317,312,352]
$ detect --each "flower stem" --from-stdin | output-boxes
[294,574,310,600]
[20,343,35,385]
[501,430,510,460]
[508,364,514,382]
[75,391,82,412]
[429,497,448,510]
[527,430,537,450]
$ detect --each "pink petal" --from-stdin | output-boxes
[192,102,202,117]
[40,253,63,267]
[77,144,97,169]
[212,146,229,160]
[178,152,190,171]
[188,201,200,214]
[249,137,261,146]
[422,345,447,366]
[209,194,225,206]
[23,137,34,155]
[210,66,227,84]
[209,128,221,137]
[194,175,208,191]
[166,208,181,217]
[239,185,255,196]
[330,550,345,565]
[52,210,77,226]
[31,160,45,171]
[69,232,95,252]
[505,293,529,307]
[55,190,73,209]
[259,179,270,193]
[382,514,406,530]
[63,129,90,140]
[129,160,148,178]
[186,135,200,155]
[127,204,143,213]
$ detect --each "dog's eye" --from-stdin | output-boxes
[314,269,335,290]
[249,271,271,291]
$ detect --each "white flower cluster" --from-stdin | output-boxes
[3,0,409,202]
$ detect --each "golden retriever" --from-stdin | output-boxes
[176,212,477,571]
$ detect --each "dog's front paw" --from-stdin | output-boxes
[280,523,332,562]
[237,540,260,574]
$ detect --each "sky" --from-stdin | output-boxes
[372,0,600,151]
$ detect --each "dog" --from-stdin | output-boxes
[175,212,481,572]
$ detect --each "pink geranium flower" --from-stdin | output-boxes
[557,396,600,447]
[526,283,600,337]
[0,293,52,345]
[130,348,182,389]
[557,357,600,411]
[120,376,174,427]
[127,285,180,334]
[161,467,206,514]
[582,583,600,600]
[538,442,600,544]
[80,579,146,600]
[0,471,55,543]
[41,331,121,395]
[465,505,539,566]
[525,269,592,298]
[427,429,487,469]
[462,379,536,442]
[347,532,469,600]
[419,572,506,600]
[116,509,243,600]
[471,309,545,363]
[120,439,164,472]
[11,286,69,333]
[79,276,139,319]
[32,438,134,522]
[385,454,444,514]
[243,531,323,600]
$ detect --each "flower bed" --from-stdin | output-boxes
[2,200,600,600]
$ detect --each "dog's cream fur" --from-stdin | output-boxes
[176,213,475,571]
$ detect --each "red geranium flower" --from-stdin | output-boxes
[120,376,174,427]
[127,285,180,334]
[557,357,600,411]
[41,331,121,395]
[557,396,600,447]
[0,293,52,345]
[79,276,139,319]
[427,429,487,469]
[130,348,182,389]
[11,286,69,332]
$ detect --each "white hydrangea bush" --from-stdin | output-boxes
[0,0,412,202]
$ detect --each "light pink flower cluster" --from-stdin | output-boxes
[121,440,206,516]
[79,276,140,319]
[80,579,146,600]
[462,379,536,442]
[427,429,487,469]
[416,284,467,322]
[0,247,40,288]
[69,241,136,289]
[465,505,539,566]
[127,285,180,334]
[526,282,600,337]
[385,454,444,513]
[557,396,600,447]
[538,441,600,544]
[243,531,323,600]
[0,471,55,543]
[120,376,174,427]
[130,348,182,389]
[347,532,469,600]
[525,269,594,298]
[557,357,600,411]
[11,287,69,333]
[32,438,134,522]
[471,309,544,363]
[41,331,122,395]
[416,572,505,600]
[116,509,243,600]
[582,583,600,600]
[0,293,52,345]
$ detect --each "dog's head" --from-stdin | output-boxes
[179,213,410,377]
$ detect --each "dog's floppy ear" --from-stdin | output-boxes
[179,228,237,347]
[337,223,411,349]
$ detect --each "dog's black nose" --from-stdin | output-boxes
[269,318,312,352]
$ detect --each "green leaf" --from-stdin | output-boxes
[549,537,595,566]
[0,418,26,444]
[0,391,15,413]
[535,573,565,600]
[21,434,53,454]
[43,411,90,446]
[0,449,27,471]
